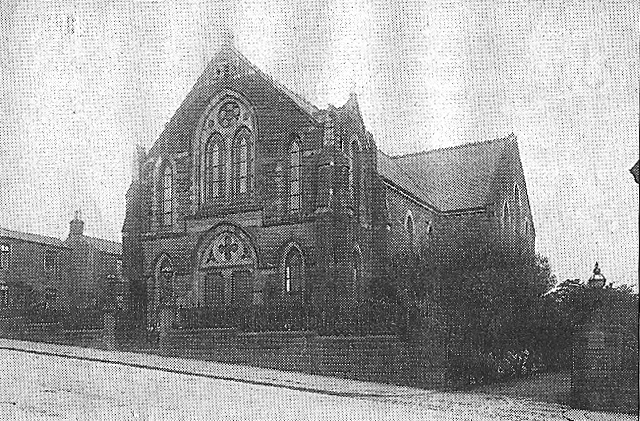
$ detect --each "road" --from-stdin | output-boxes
[0,340,629,420]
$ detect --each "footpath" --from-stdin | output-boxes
[0,338,636,421]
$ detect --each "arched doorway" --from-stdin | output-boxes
[197,224,257,310]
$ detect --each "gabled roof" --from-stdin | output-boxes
[0,227,68,248]
[148,45,324,157]
[379,136,512,212]
[83,236,122,256]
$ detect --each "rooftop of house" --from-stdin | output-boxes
[0,227,69,248]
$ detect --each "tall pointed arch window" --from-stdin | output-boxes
[405,211,415,244]
[502,201,509,230]
[162,164,173,226]
[232,127,253,196]
[204,133,223,202]
[289,139,302,213]
[284,247,303,299]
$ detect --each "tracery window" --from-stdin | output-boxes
[204,133,223,201]
[289,140,302,213]
[197,93,255,207]
[284,247,303,298]
[232,127,253,196]
[162,164,173,226]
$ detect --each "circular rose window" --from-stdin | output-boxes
[217,101,241,128]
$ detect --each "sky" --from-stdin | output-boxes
[0,0,638,287]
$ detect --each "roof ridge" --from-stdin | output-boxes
[390,135,511,159]
[228,47,323,118]
[0,226,61,241]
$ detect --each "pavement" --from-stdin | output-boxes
[0,338,636,420]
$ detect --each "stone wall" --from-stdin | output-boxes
[571,292,638,414]
[161,329,448,389]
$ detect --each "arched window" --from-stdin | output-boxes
[232,127,252,196]
[405,211,414,244]
[289,140,302,213]
[162,164,173,226]
[502,201,509,229]
[204,133,223,201]
[284,247,303,299]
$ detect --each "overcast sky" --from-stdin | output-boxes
[0,0,638,287]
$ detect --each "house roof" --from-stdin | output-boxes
[0,227,68,248]
[83,236,122,256]
[379,136,512,212]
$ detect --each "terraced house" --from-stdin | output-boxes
[0,215,122,328]
[122,43,535,331]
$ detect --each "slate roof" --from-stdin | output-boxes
[379,136,512,212]
[83,236,122,256]
[0,227,68,248]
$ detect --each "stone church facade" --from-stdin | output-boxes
[122,45,535,328]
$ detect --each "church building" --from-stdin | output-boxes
[122,44,535,329]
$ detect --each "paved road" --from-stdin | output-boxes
[0,340,633,420]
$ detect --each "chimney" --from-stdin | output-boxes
[70,211,84,236]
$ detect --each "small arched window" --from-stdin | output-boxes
[284,247,303,298]
[232,127,252,196]
[405,211,415,244]
[162,164,173,226]
[204,133,223,202]
[289,140,302,213]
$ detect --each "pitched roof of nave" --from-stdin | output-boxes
[0,227,69,248]
[379,135,516,213]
